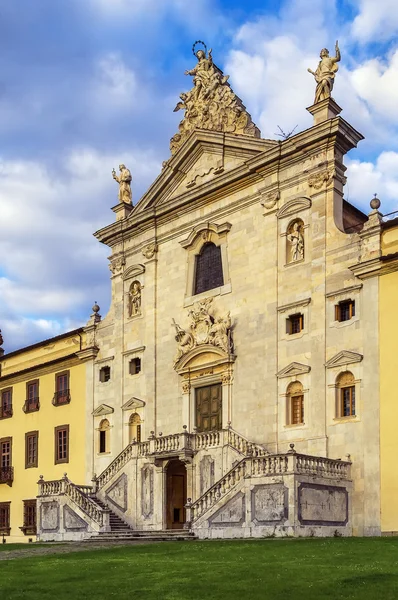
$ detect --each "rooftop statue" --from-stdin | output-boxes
[170,41,260,155]
[112,164,132,204]
[308,41,341,104]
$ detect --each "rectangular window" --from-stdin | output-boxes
[53,371,70,406]
[291,395,304,425]
[341,386,355,417]
[335,300,355,322]
[129,358,141,375]
[99,366,111,383]
[99,430,106,453]
[25,431,39,468]
[25,380,39,413]
[0,502,10,535]
[0,388,13,419]
[286,313,304,335]
[22,500,37,535]
[0,438,13,485]
[55,425,69,464]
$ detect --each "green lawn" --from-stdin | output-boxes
[0,538,398,599]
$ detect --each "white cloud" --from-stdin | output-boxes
[345,151,398,214]
[0,147,161,353]
[94,53,138,110]
[351,0,398,42]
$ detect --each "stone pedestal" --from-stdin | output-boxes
[112,202,133,221]
[307,97,342,126]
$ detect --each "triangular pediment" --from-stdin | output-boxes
[325,350,363,369]
[121,397,146,411]
[92,404,114,417]
[277,362,311,379]
[131,130,276,215]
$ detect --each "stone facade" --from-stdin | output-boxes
[36,48,388,540]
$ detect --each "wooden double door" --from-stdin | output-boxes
[195,384,222,432]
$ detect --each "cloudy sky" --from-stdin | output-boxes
[1,0,398,353]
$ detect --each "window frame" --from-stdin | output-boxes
[25,431,39,469]
[54,425,69,465]
[129,357,142,376]
[99,366,111,383]
[340,385,356,417]
[290,394,304,425]
[0,388,13,419]
[286,313,304,335]
[21,499,37,535]
[98,419,110,454]
[0,502,11,535]
[335,299,355,323]
[53,370,71,406]
[24,379,40,413]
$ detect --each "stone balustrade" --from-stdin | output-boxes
[38,475,109,528]
[187,451,351,524]
[226,428,269,457]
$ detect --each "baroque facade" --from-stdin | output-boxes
[5,43,398,541]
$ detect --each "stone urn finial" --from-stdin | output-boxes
[370,194,381,211]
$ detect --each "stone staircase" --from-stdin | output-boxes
[89,499,196,542]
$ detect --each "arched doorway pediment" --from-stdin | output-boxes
[174,344,235,374]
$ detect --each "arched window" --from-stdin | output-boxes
[286,219,304,264]
[129,413,142,443]
[336,372,356,417]
[98,419,110,454]
[194,243,224,295]
[286,381,304,425]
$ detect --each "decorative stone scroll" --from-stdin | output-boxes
[109,254,126,274]
[142,243,158,260]
[308,169,334,190]
[170,42,260,155]
[172,297,233,368]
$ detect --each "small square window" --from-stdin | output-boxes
[129,358,141,375]
[99,366,111,383]
[335,300,355,322]
[286,313,304,335]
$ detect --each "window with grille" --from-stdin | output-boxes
[335,300,355,322]
[194,243,224,295]
[21,500,36,535]
[286,313,304,335]
[0,438,13,485]
[99,366,111,383]
[129,358,141,375]
[25,431,39,468]
[0,388,12,419]
[55,425,69,464]
[24,380,39,412]
[0,502,10,534]
[53,371,70,406]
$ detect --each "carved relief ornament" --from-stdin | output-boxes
[308,169,335,190]
[142,243,158,260]
[172,297,233,369]
[261,189,280,210]
[109,255,126,274]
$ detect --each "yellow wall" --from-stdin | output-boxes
[380,230,398,533]
[0,332,88,543]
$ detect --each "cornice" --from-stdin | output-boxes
[325,284,363,299]
[0,354,82,386]
[277,298,311,313]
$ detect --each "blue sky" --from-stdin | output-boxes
[1,0,398,352]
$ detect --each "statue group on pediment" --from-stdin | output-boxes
[170,42,260,155]
[172,297,233,367]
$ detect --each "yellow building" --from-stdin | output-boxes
[379,215,398,535]
[0,328,93,543]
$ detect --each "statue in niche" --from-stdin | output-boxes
[112,164,132,204]
[129,281,141,317]
[308,41,341,104]
[287,221,304,263]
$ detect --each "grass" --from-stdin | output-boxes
[0,538,398,599]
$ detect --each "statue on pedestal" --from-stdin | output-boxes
[112,164,132,204]
[308,41,341,104]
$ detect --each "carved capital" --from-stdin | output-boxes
[221,372,233,384]
[308,169,334,190]
[182,382,191,394]
[109,254,126,274]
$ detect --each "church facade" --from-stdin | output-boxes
[34,44,398,540]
